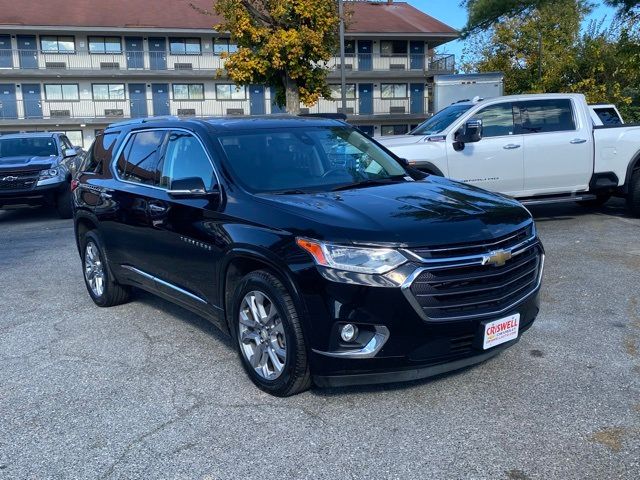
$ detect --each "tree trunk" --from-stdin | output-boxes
[284,75,300,115]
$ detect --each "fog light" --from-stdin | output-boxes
[340,324,358,342]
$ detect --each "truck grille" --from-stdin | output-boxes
[403,225,543,321]
[0,170,40,191]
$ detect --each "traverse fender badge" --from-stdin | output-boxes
[483,249,512,267]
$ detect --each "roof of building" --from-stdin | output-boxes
[0,1,457,36]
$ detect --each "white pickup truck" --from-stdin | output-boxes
[379,93,640,214]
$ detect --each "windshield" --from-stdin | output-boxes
[218,126,408,193]
[0,137,58,158]
[410,104,473,135]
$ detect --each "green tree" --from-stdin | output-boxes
[462,0,639,36]
[212,0,340,114]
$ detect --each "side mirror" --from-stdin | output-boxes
[63,148,78,158]
[453,119,483,151]
[167,177,216,198]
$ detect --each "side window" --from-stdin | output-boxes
[60,135,73,151]
[593,107,622,126]
[81,133,118,174]
[116,130,166,186]
[160,131,215,190]
[517,99,576,134]
[473,103,515,138]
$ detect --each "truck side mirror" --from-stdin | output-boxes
[453,119,483,151]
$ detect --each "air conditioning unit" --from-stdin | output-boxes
[45,62,66,69]
[389,64,406,70]
[389,106,406,114]
[226,108,244,115]
[177,108,196,116]
[104,109,124,117]
[50,110,70,118]
[174,63,193,70]
[100,62,120,70]
[337,107,354,115]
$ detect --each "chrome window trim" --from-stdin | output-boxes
[401,251,544,322]
[110,127,222,200]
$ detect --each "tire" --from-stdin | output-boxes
[578,193,611,208]
[81,231,130,307]
[627,170,640,217]
[231,270,311,397]
[56,186,73,219]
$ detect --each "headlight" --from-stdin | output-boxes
[39,168,60,180]
[296,238,407,274]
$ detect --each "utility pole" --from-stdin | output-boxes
[338,0,347,114]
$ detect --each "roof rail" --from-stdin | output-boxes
[107,116,180,129]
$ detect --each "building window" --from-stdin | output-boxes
[329,84,356,99]
[214,38,238,55]
[381,125,409,136]
[169,38,201,55]
[92,84,125,100]
[40,36,75,53]
[88,37,122,54]
[380,40,408,56]
[215,84,246,100]
[344,40,355,55]
[45,84,79,101]
[173,84,204,100]
[60,130,84,148]
[381,83,408,99]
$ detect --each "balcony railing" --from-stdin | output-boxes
[326,53,455,73]
[0,49,454,73]
[0,97,430,122]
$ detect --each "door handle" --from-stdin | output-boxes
[503,144,521,150]
[148,203,167,213]
[570,138,587,144]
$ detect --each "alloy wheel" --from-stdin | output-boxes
[84,242,106,298]
[238,290,287,380]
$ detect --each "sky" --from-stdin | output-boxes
[409,0,618,62]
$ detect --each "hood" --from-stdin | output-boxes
[253,176,532,247]
[377,135,424,147]
[0,155,59,172]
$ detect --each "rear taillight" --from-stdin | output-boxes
[70,180,79,192]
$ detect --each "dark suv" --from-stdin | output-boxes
[0,132,81,218]
[73,117,544,396]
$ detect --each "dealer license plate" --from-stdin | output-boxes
[483,314,520,350]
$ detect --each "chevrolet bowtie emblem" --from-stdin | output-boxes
[1,176,18,182]
[483,249,512,267]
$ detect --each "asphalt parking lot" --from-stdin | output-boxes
[1,199,639,480]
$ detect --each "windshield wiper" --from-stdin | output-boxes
[272,189,309,195]
[330,176,406,192]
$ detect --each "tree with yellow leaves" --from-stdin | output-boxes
[213,0,340,114]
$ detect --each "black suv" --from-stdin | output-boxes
[0,132,81,218]
[73,117,544,396]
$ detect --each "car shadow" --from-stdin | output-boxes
[0,206,66,224]
[526,197,631,223]
[132,288,234,350]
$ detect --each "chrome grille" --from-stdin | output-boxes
[0,170,40,191]
[402,225,543,321]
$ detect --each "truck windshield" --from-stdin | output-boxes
[218,126,408,194]
[0,137,58,158]
[410,104,473,135]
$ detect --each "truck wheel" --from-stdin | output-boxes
[56,187,73,219]
[627,171,640,217]
[232,270,312,396]
[578,193,611,208]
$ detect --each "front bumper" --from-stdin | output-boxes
[293,235,544,388]
[0,182,66,206]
